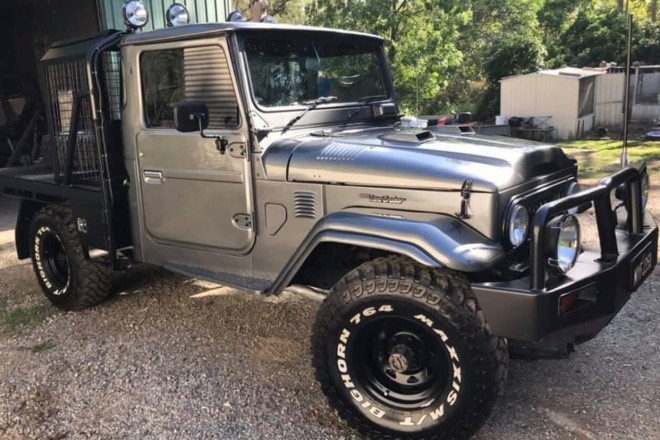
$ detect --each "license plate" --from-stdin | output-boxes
[629,242,656,292]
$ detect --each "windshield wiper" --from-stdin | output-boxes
[283,96,338,132]
[343,95,388,125]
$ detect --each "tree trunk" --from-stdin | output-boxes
[617,0,624,11]
[651,0,658,23]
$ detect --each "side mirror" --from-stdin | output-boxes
[174,101,209,133]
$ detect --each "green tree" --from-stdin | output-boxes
[555,9,629,66]
[633,20,660,62]
[476,33,546,119]
[449,0,546,119]
[306,0,470,114]
[232,0,308,24]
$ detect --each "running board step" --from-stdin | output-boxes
[164,263,271,294]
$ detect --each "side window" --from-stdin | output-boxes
[141,49,183,128]
[140,45,240,129]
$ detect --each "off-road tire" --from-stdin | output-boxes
[29,205,111,310]
[312,256,508,440]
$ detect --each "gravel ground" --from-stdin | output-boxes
[0,244,659,440]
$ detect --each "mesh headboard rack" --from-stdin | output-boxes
[40,30,124,188]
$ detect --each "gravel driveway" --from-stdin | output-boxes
[0,243,659,440]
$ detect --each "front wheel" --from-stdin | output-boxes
[312,257,508,440]
[29,205,112,310]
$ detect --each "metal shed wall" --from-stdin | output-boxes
[100,0,231,31]
[500,73,580,140]
[594,73,624,127]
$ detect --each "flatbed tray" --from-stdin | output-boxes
[0,164,101,201]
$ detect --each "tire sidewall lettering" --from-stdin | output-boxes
[334,303,464,429]
[33,226,69,296]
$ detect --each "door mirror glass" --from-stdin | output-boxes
[174,101,209,133]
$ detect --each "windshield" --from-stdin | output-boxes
[245,36,389,108]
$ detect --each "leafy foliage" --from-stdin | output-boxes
[235,0,660,118]
[305,0,470,114]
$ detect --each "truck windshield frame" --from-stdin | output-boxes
[242,33,391,114]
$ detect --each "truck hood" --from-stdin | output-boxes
[262,126,575,192]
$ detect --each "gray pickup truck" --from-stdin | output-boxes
[0,7,656,440]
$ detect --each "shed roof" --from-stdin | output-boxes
[501,66,606,82]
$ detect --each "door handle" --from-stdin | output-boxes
[143,170,164,185]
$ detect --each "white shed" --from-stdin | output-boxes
[500,67,605,140]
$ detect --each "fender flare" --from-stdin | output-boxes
[267,212,504,295]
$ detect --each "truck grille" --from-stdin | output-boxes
[528,188,567,216]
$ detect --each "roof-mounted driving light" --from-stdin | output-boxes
[123,0,149,30]
[261,15,277,23]
[227,10,247,22]
[166,3,190,27]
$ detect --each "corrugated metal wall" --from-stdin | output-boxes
[594,73,624,127]
[100,0,232,31]
[502,71,659,137]
[500,74,579,140]
[594,72,660,126]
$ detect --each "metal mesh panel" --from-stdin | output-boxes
[43,59,100,185]
[102,51,122,121]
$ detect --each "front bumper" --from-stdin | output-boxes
[473,167,658,346]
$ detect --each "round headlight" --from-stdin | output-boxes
[261,15,277,23]
[549,214,581,273]
[123,0,149,29]
[166,3,189,27]
[508,205,530,248]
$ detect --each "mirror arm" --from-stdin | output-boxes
[196,114,228,154]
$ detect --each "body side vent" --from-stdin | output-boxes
[294,191,319,219]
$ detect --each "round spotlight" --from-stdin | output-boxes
[166,3,190,27]
[227,10,246,22]
[261,15,277,23]
[123,0,149,30]
[548,214,581,274]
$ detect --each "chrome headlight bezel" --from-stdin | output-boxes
[166,3,190,27]
[547,214,581,274]
[123,0,149,29]
[507,204,530,248]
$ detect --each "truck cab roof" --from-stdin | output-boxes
[120,22,385,46]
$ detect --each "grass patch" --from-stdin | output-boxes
[30,340,56,353]
[0,305,47,337]
[559,139,660,180]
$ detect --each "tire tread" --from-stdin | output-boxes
[312,256,508,440]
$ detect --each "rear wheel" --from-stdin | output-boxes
[29,205,111,310]
[312,256,508,440]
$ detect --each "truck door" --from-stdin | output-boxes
[135,40,253,254]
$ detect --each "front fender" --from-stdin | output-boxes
[267,212,504,295]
